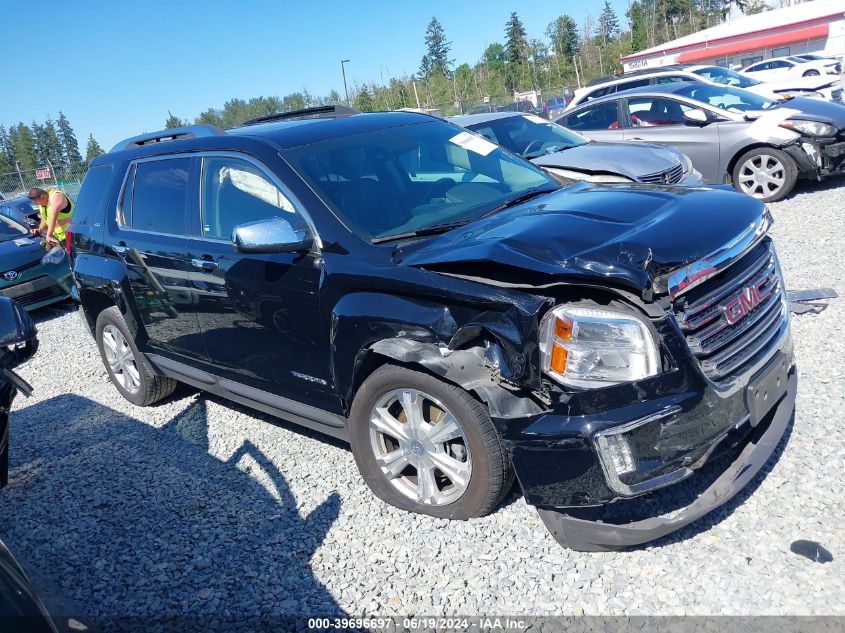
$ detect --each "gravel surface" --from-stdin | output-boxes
[0,179,843,628]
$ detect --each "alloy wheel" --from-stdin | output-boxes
[102,325,141,394]
[368,388,472,506]
[737,153,786,199]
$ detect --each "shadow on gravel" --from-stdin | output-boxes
[0,395,347,632]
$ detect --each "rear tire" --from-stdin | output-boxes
[95,306,177,406]
[731,147,798,203]
[349,364,513,519]
[803,69,820,77]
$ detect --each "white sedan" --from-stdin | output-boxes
[742,56,840,81]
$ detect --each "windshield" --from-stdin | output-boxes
[284,120,555,242]
[675,83,775,112]
[692,66,760,89]
[468,114,588,159]
[0,214,28,241]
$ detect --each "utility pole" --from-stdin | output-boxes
[340,59,351,107]
[14,161,25,191]
[412,81,421,109]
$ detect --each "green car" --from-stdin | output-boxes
[0,214,73,310]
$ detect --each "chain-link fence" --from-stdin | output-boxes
[0,162,89,202]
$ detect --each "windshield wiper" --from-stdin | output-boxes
[479,185,559,218]
[371,219,473,244]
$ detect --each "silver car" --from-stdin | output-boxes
[555,82,845,202]
[450,112,702,186]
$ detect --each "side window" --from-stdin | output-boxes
[618,78,651,91]
[771,60,792,69]
[627,97,689,127]
[128,158,191,235]
[656,75,693,84]
[565,101,621,130]
[200,156,302,241]
[72,164,113,227]
[584,85,616,102]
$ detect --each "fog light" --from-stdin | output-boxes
[596,432,637,476]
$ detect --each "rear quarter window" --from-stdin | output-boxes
[73,164,114,226]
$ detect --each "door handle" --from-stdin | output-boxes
[191,258,218,271]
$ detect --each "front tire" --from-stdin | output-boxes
[732,147,798,203]
[349,364,513,519]
[95,306,177,406]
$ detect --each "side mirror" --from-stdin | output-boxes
[0,297,38,370]
[232,217,314,254]
[683,108,710,124]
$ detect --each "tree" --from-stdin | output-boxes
[43,118,63,165]
[353,85,375,112]
[165,112,187,129]
[0,126,12,174]
[598,0,621,46]
[547,15,581,59]
[504,12,529,67]
[85,134,105,161]
[56,111,82,163]
[8,124,37,171]
[420,17,452,78]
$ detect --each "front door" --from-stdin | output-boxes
[186,154,330,407]
[111,156,207,361]
[621,96,722,183]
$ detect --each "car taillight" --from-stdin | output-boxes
[65,228,72,254]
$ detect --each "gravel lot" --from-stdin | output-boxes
[1,178,843,628]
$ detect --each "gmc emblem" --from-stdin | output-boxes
[723,277,771,325]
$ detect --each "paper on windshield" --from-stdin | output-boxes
[13,238,33,247]
[449,131,498,156]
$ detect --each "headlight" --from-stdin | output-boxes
[779,119,837,137]
[41,246,66,265]
[679,153,693,174]
[539,306,660,388]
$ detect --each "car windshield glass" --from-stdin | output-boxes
[675,83,775,112]
[693,66,759,88]
[0,214,28,241]
[283,120,555,242]
[469,115,588,159]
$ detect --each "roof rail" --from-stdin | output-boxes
[110,124,226,153]
[241,105,359,126]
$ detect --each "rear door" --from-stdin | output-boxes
[620,96,722,182]
[185,153,330,406]
[109,156,207,361]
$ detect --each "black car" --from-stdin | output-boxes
[70,107,796,550]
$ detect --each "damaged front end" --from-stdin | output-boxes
[392,190,795,551]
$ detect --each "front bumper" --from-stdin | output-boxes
[0,259,73,311]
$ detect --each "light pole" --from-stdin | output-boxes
[340,59,351,107]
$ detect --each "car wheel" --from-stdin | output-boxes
[803,69,820,77]
[732,147,798,203]
[349,364,513,519]
[95,306,177,406]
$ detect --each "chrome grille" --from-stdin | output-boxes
[673,240,788,383]
[639,163,684,184]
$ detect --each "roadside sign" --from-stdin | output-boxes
[35,167,52,180]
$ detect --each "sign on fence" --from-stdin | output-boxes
[35,167,52,180]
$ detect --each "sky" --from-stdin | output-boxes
[0,0,631,152]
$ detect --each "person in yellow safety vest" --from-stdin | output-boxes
[28,186,74,247]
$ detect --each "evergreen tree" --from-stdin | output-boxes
[353,85,375,112]
[165,112,187,128]
[504,12,529,67]
[85,134,105,161]
[0,126,12,174]
[56,111,82,163]
[44,118,63,165]
[8,124,37,171]
[421,17,452,78]
[31,121,48,166]
[598,0,621,46]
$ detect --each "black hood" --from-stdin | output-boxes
[397,182,766,297]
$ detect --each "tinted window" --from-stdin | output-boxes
[0,215,28,241]
[628,97,690,126]
[73,165,113,226]
[748,61,770,71]
[656,75,694,84]
[771,60,793,69]
[565,101,620,131]
[129,159,190,234]
[201,157,303,241]
[584,85,616,102]
[617,78,651,91]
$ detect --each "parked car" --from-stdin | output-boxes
[741,56,841,80]
[566,64,842,111]
[0,215,73,310]
[71,107,796,551]
[792,53,843,66]
[538,93,573,119]
[0,196,41,230]
[555,81,845,202]
[0,297,57,633]
[450,111,702,185]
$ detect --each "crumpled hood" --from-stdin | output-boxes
[398,182,766,297]
[531,142,683,181]
[746,97,845,129]
[0,236,44,275]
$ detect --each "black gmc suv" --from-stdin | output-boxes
[70,106,796,551]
